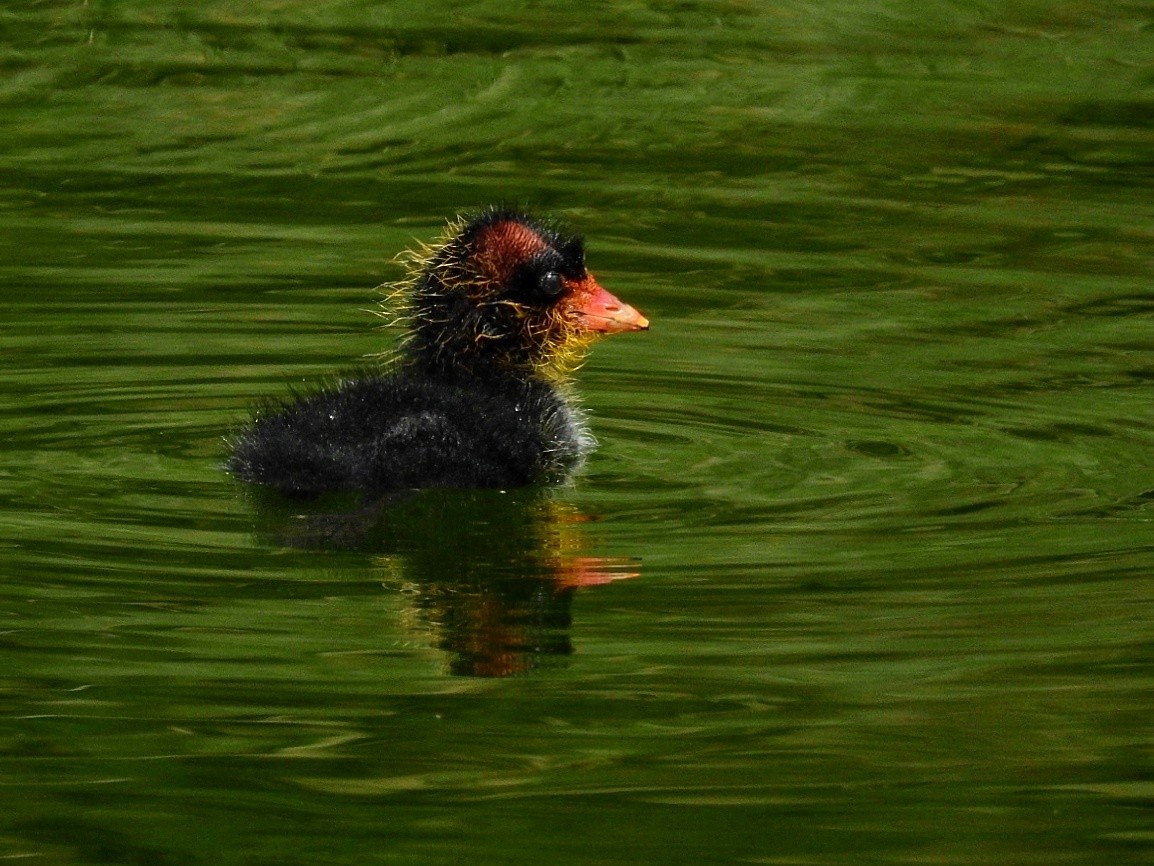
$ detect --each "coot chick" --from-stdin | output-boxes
[227,208,648,496]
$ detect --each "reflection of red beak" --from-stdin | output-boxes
[554,556,642,590]
[567,276,649,334]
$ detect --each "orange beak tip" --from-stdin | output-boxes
[570,280,650,335]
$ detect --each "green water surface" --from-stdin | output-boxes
[1,2,1151,864]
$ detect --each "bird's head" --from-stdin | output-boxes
[391,209,648,382]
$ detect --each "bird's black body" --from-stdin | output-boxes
[226,208,645,497]
[228,370,590,496]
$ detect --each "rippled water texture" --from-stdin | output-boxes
[2,2,1151,864]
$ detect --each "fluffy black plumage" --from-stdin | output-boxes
[226,208,646,496]
[228,372,590,495]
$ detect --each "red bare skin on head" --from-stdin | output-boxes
[468,215,649,335]
[472,220,550,285]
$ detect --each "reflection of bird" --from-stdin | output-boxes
[245,487,640,677]
[228,208,648,495]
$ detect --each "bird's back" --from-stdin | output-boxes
[227,372,590,496]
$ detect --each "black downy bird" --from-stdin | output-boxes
[227,208,648,495]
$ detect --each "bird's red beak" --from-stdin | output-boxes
[567,276,649,334]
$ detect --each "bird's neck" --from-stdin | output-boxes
[402,346,545,393]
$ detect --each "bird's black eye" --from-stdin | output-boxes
[539,270,564,298]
